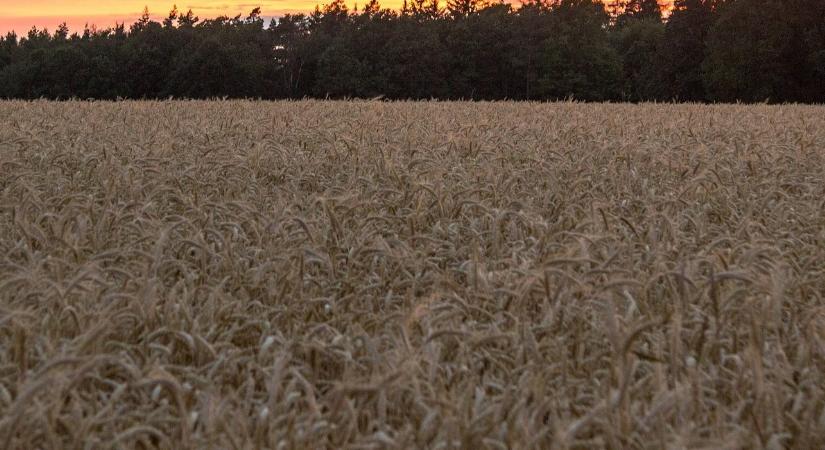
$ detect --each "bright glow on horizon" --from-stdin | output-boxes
[0,0,674,35]
[0,1,358,34]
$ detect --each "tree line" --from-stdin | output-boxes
[1,0,823,102]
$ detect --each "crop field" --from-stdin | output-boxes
[1,101,824,449]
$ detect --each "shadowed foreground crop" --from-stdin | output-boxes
[1,101,824,449]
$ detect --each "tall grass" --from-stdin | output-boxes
[1,100,824,448]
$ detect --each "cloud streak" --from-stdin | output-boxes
[0,1,328,34]
[1,0,670,35]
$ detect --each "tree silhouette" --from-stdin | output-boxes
[655,0,717,101]
[703,0,825,102]
[0,1,821,102]
[447,0,486,18]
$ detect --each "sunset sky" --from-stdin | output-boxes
[0,1,346,34]
[0,0,671,35]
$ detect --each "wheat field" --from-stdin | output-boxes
[1,101,824,449]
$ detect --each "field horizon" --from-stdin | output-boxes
[1,100,824,448]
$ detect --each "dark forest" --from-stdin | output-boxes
[1,0,823,102]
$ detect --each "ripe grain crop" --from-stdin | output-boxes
[1,100,824,449]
